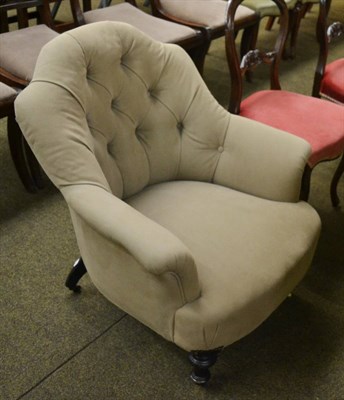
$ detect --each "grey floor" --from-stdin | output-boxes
[1,2,344,399]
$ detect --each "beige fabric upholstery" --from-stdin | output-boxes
[160,0,256,29]
[0,25,58,82]
[15,22,321,352]
[84,2,197,42]
[0,82,17,102]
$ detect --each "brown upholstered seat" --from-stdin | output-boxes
[149,0,260,67]
[0,0,59,88]
[70,0,210,73]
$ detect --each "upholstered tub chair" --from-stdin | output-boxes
[15,22,321,384]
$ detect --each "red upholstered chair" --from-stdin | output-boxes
[225,0,344,207]
[312,7,344,105]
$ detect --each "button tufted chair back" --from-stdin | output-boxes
[16,21,235,200]
[15,21,322,385]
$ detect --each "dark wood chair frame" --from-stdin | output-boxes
[0,1,54,188]
[265,1,324,59]
[225,0,343,207]
[0,90,43,192]
[149,0,261,68]
[312,6,343,99]
[0,0,57,88]
[69,0,212,74]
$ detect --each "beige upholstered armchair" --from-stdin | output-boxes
[15,22,321,385]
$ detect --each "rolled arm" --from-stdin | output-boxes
[61,184,200,291]
[213,114,312,202]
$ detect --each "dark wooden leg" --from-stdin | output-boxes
[7,113,38,193]
[331,154,344,207]
[65,258,87,293]
[187,32,211,76]
[188,348,222,385]
[300,164,312,202]
[23,139,45,189]
[265,16,276,31]
[288,2,304,59]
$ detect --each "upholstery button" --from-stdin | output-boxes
[177,122,183,131]
[218,146,224,153]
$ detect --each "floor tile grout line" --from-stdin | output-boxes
[15,313,128,400]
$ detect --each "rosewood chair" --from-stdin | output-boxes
[0,82,42,191]
[0,0,59,190]
[69,0,210,73]
[265,0,323,58]
[148,0,260,63]
[0,0,59,88]
[226,0,344,207]
[242,0,301,58]
[15,21,321,384]
[312,8,344,104]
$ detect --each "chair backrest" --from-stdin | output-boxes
[312,0,343,97]
[15,22,232,199]
[0,0,54,32]
[225,0,289,114]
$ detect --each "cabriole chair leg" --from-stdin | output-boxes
[188,348,222,385]
[300,164,312,202]
[65,257,87,293]
[331,153,344,207]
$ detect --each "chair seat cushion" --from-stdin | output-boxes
[0,25,58,83]
[321,58,344,105]
[127,180,320,350]
[84,3,198,43]
[160,0,256,30]
[242,0,297,17]
[240,90,344,167]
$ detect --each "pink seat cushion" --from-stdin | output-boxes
[321,58,344,105]
[240,90,344,167]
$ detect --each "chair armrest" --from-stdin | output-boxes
[61,184,200,298]
[213,114,311,202]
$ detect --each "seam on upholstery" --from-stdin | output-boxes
[134,134,152,185]
[182,83,202,121]
[167,271,187,305]
[111,103,135,125]
[208,323,220,349]
[168,271,186,345]
[30,79,87,114]
[202,327,208,348]
[86,75,112,97]
[211,116,231,183]
[89,124,108,140]
[60,181,112,192]
[119,34,169,94]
